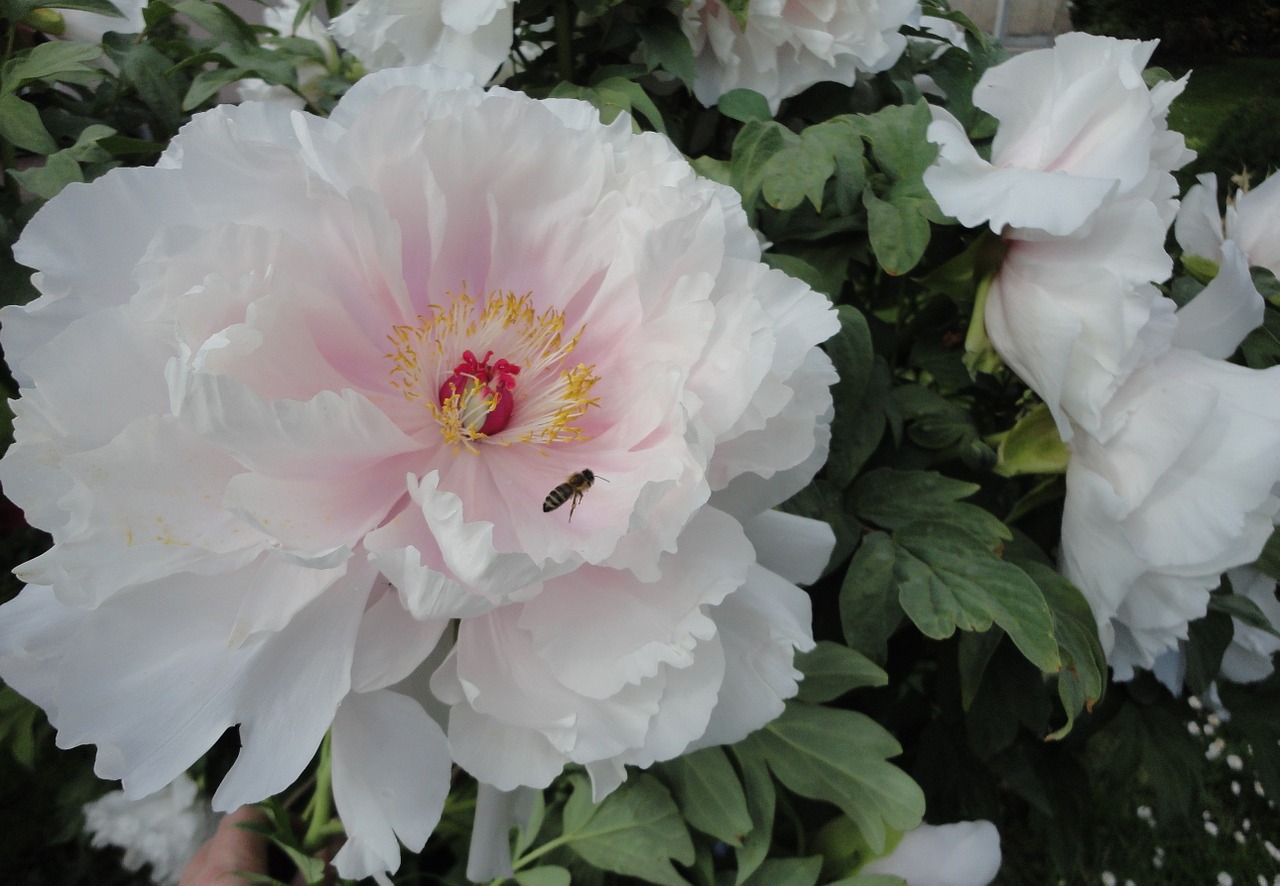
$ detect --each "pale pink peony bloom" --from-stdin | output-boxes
[860,820,1002,885]
[329,0,514,81]
[83,773,216,886]
[924,33,1192,237]
[676,0,917,113]
[1176,171,1280,279]
[0,65,836,881]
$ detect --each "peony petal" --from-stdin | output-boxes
[1173,173,1226,264]
[1173,241,1264,359]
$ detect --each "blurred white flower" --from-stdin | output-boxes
[860,820,1002,886]
[236,0,338,110]
[60,0,145,42]
[676,0,917,113]
[83,774,215,886]
[1176,171,1280,278]
[0,64,836,882]
[330,0,514,80]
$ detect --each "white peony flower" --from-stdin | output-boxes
[1219,567,1280,684]
[676,0,917,114]
[330,0,515,81]
[860,820,1002,886]
[1176,171,1280,279]
[924,33,1194,442]
[0,65,836,882]
[83,774,216,886]
[924,33,1192,238]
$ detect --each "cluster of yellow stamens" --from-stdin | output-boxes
[386,286,600,452]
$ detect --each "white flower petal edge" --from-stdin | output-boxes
[1171,241,1264,360]
[329,0,514,81]
[677,0,917,113]
[1177,170,1280,278]
[860,820,1002,886]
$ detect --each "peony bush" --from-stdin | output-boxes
[1,2,1279,885]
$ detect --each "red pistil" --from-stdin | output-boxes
[438,350,521,436]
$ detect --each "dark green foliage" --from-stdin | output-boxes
[1071,0,1280,62]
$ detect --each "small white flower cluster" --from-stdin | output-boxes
[82,774,215,886]
[923,33,1280,680]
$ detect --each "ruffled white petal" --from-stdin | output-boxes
[861,820,1002,886]
[1173,241,1264,359]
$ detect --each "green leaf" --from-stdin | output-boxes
[0,687,41,768]
[107,41,184,134]
[795,641,888,703]
[9,150,82,199]
[741,856,823,886]
[0,92,56,153]
[718,88,772,122]
[183,66,251,111]
[996,403,1070,477]
[892,524,1060,672]
[863,187,930,276]
[1185,608,1234,696]
[562,774,694,886]
[761,128,838,211]
[658,746,752,847]
[515,867,572,886]
[2,41,102,88]
[732,742,776,885]
[826,305,874,488]
[857,101,939,181]
[1016,561,1106,739]
[742,704,924,854]
[1255,529,1280,581]
[1210,588,1280,638]
[172,0,256,47]
[729,121,792,208]
[721,0,750,28]
[850,468,1008,549]
[592,76,668,135]
[639,13,696,89]
[840,532,904,664]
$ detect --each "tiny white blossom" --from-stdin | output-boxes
[82,774,215,886]
[1228,754,1245,771]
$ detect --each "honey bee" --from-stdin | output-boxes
[543,469,605,521]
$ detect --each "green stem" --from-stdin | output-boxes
[555,0,573,83]
[302,732,335,851]
[510,831,576,873]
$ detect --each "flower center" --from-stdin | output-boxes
[386,286,600,452]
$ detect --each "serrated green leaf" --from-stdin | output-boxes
[9,150,82,199]
[892,525,1060,672]
[1015,561,1106,738]
[562,774,694,886]
[108,41,184,133]
[761,128,839,210]
[795,641,887,703]
[271,838,328,885]
[744,705,923,854]
[732,742,775,885]
[658,746,752,846]
[639,13,696,89]
[593,76,668,135]
[515,867,572,886]
[840,532,904,663]
[718,88,772,122]
[729,121,792,208]
[863,187,930,276]
[2,41,102,87]
[23,0,125,18]
[0,92,56,153]
[996,403,1070,477]
[1255,529,1280,581]
[851,468,1008,548]
[857,101,938,181]
[826,304,874,487]
[741,856,823,886]
[957,628,1003,711]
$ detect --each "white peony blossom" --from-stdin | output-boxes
[860,820,1002,885]
[330,0,515,81]
[1176,171,1280,279]
[676,0,917,114]
[83,774,216,886]
[0,65,837,882]
[924,33,1193,442]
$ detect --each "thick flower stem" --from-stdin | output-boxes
[302,732,336,852]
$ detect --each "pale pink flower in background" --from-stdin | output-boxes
[676,0,917,113]
[83,774,216,886]
[330,0,514,80]
[0,64,836,881]
[1176,171,1280,278]
[860,820,1002,885]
